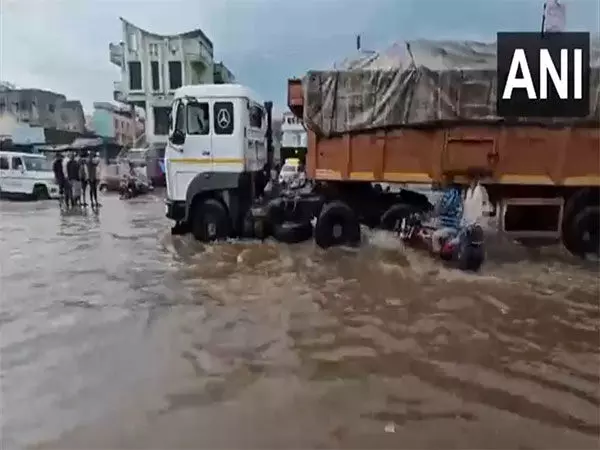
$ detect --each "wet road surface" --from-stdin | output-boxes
[1,193,599,449]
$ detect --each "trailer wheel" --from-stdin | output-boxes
[569,206,600,259]
[314,201,361,248]
[380,204,414,231]
[273,221,313,244]
[191,198,230,242]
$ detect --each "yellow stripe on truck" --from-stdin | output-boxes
[170,158,244,164]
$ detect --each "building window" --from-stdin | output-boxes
[168,61,182,90]
[151,61,160,91]
[48,104,55,113]
[153,107,171,135]
[127,30,138,52]
[128,61,142,90]
[149,43,159,56]
[114,118,119,130]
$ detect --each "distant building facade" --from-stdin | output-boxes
[91,101,145,147]
[0,88,86,133]
[281,111,307,148]
[110,17,235,144]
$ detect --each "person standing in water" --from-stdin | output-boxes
[86,151,100,208]
[78,151,89,206]
[52,152,70,208]
[66,152,81,207]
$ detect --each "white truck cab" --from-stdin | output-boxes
[0,151,60,199]
[164,84,273,241]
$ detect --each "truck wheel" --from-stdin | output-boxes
[380,204,414,231]
[314,201,361,248]
[33,185,49,200]
[569,206,600,259]
[273,221,313,244]
[191,198,230,242]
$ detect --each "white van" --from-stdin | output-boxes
[0,151,60,199]
[164,84,271,240]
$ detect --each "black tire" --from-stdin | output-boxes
[241,210,271,240]
[266,198,286,225]
[380,204,414,231]
[273,221,313,244]
[171,221,190,236]
[99,183,108,193]
[569,206,600,259]
[314,201,361,249]
[191,198,230,242]
[562,189,599,255]
[455,240,485,272]
[33,185,50,200]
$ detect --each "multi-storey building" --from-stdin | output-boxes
[0,88,86,133]
[110,17,234,144]
[281,111,307,148]
[90,101,145,147]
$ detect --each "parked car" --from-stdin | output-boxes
[0,151,60,200]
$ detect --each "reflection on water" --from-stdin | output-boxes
[0,194,598,449]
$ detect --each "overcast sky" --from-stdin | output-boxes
[1,0,598,114]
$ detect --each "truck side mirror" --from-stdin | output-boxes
[170,130,185,146]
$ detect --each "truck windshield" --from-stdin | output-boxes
[281,165,297,173]
[23,156,52,172]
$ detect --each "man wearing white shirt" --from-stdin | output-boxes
[462,170,491,228]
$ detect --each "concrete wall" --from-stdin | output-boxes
[0,89,85,133]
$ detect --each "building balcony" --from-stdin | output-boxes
[109,42,124,67]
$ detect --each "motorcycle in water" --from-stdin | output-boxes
[119,177,152,199]
[399,212,485,272]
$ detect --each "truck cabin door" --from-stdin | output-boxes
[167,98,213,200]
[211,99,241,173]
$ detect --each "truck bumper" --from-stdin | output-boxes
[165,199,186,222]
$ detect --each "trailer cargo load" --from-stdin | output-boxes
[302,38,600,137]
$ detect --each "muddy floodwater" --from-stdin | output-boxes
[1,193,598,449]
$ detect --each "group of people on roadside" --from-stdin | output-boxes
[52,151,101,209]
[431,170,491,253]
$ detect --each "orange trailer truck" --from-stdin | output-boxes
[279,39,600,259]
[166,39,598,264]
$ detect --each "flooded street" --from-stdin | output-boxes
[1,193,598,449]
